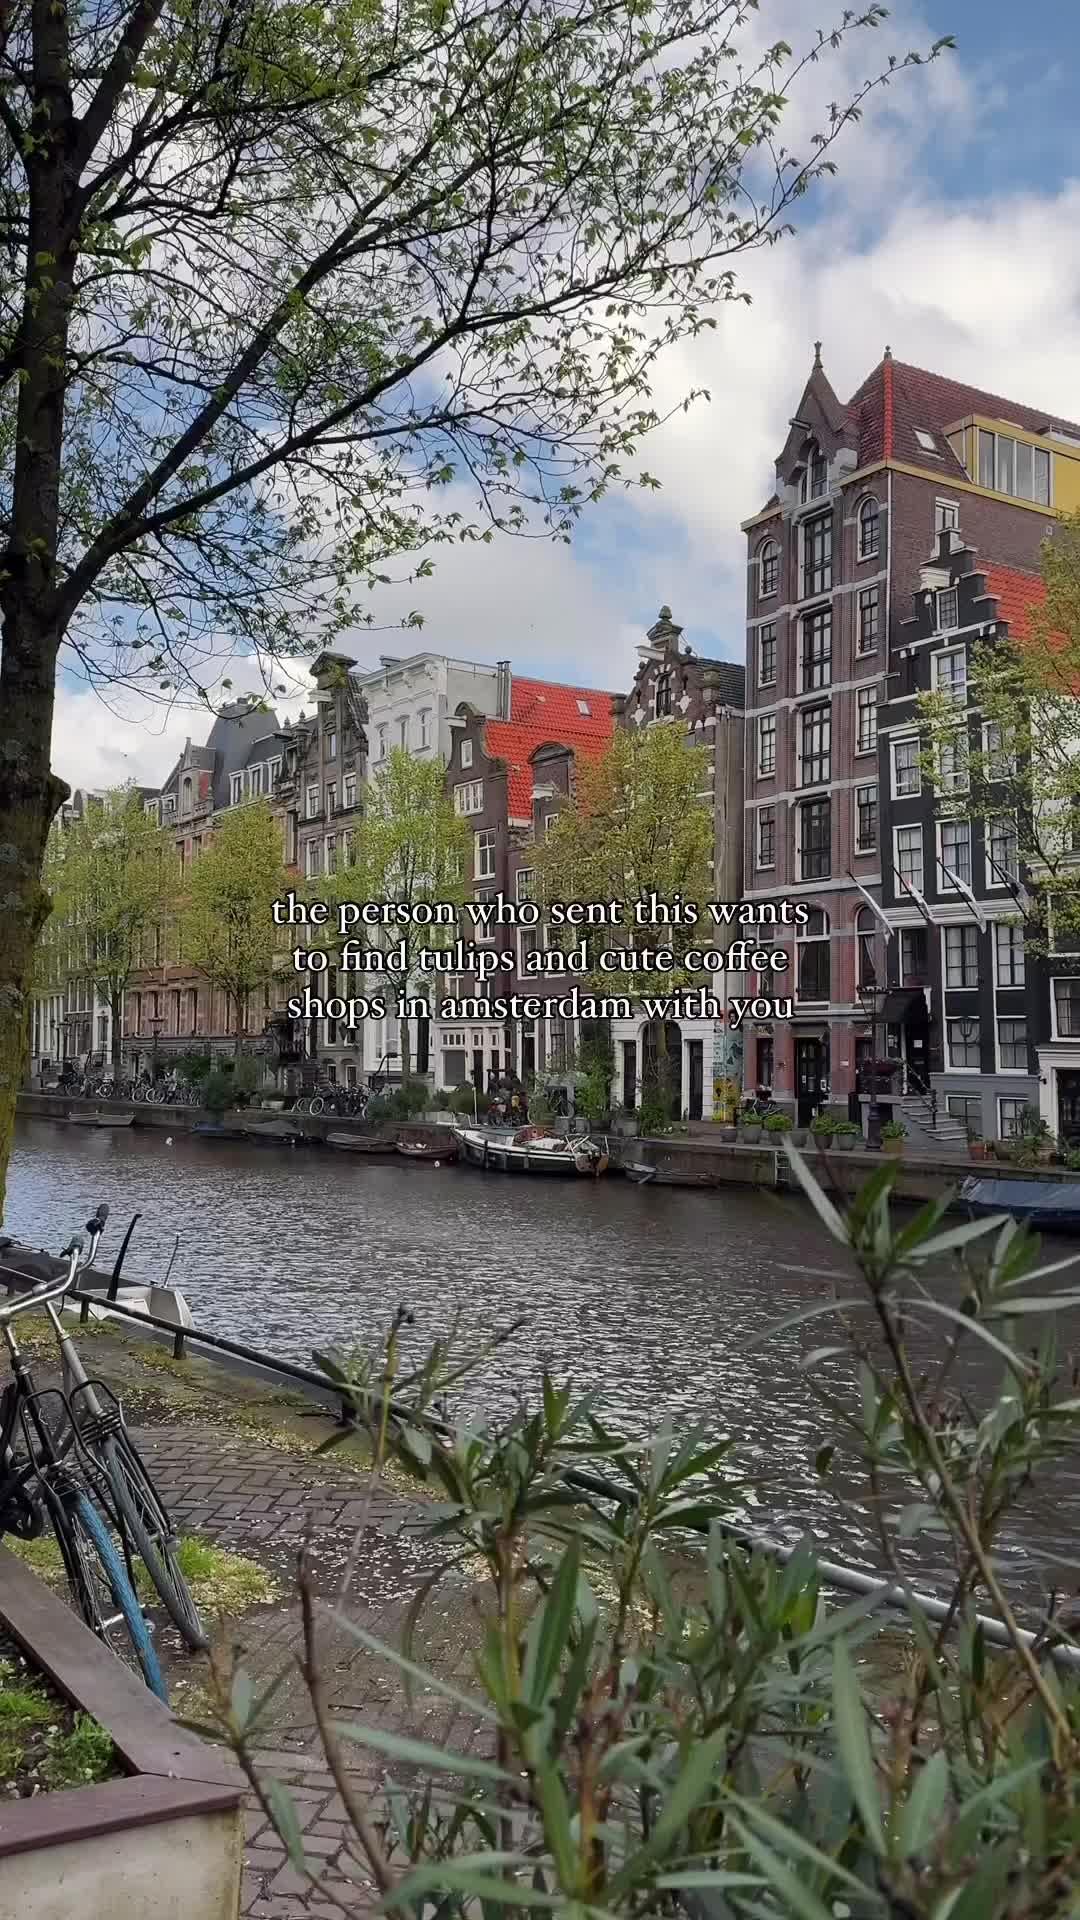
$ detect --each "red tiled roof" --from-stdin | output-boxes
[983,563,1046,639]
[846,358,1080,477]
[484,676,614,818]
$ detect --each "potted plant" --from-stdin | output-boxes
[881,1118,907,1156]
[763,1111,793,1139]
[832,1120,860,1152]
[738,1107,763,1144]
[810,1112,836,1148]
[967,1126,988,1161]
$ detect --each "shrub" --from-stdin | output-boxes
[881,1117,908,1140]
[832,1119,860,1137]
[175,1051,213,1083]
[201,1069,232,1113]
[763,1110,793,1133]
[810,1110,836,1137]
[385,1079,430,1120]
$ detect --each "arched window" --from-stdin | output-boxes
[858,496,880,560]
[654,669,674,718]
[758,538,780,598]
[800,442,827,503]
[180,774,193,813]
[796,908,830,1002]
[855,905,879,991]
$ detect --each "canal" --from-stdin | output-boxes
[7,1119,1080,1601]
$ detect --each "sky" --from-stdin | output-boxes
[52,0,1080,790]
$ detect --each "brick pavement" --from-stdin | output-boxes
[131,1421,487,1918]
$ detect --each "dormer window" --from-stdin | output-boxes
[654,669,674,719]
[799,444,827,503]
[181,775,193,813]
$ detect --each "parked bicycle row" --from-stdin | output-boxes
[0,1207,206,1702]
[47,1070,202,1105]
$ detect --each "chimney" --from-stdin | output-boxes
[496,660,511,719]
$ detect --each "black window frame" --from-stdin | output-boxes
[800,607,832,692]
[858,497,880,560]
[758,622,778,687]
[857,583,880,653]
[799,797,831,881]
[799,702,831,788]
[801,512,832,597]
[855,782,878,854]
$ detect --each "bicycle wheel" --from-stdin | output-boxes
[54,1490,168,1701]
[102,1433,207,1650]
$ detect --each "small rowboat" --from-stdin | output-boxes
[396,1127,458,1164]
[453,1125,608,1177]
[63,1112,135,1129]
[325,1132,398,1155]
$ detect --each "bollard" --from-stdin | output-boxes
[172,1326,186,1360]
[79,1295,90,1325]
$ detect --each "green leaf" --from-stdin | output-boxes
[334,1721,514,1783]
[726,1815,836,1920]
[899,1749,948,1859]
[326,1610,496,1721]
[264,1778,308,1871]
[832,1639,884,1854]
[606,1726,728,1897]
[915,1299,1035,1372]
[740,1298,869,1351]
[781,1140,847,1239]
[727,1795,878,1902]
[909,1215,1010,1260]
[384,1855,559,1912]
[523,1539,580,1709]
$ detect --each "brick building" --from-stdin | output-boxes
[741,345,1079,1127]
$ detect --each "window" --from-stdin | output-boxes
[937,733,968,794]
[857,585,880,653]
[163,795,175,817]
[418,709,432,748]
[901,926,929,985]
[802,513,832,597]
[343,773,357,809]
[988,816,1019,886]
[325,730,337,761]
[983,722,1016,781]
[455,780,484,815]
[655,670,674,718]
[757,806,776,869]
[377,723,388,760]
[892,738,920,797]
[855,783,878,854]
[398,716,408,749]
[978,429,1051,505]
[939,819,972,888]
[518,927,540,974]
[460,738,474,770]
[800,703,831,786]
[944,924,979,988]
[800,608,831,691]
[304,839,322,878]
[999,1097,1028,1139]
[935,589,959,635]
[757,1036,774,1089]
[305,784,320,819]
[799,798,831,880]
[915,429,939,454]
[575,698,591,717]
[858,497,880,560]
[326,781,337,815]
[947,1017,981,1070]
[800,446,827,502]
[475,829,496,880]
[759,539,780,597]
[473,890,495,940]
[935,499,960,533]
[895,825,924,894]
[995,922,1025,987]
[757,714,776,777]
[516,868,533,902]
[934,650,967,710]
[250,763,264,798]
[856,907,879,989]
[230,773,243,806]
[856,686,877,755]
[758,623,777,687]
[325,832,337,874]
[1055,978,1080,1037]
[947,1094,981,1131]
[997,1018,1027,1070]
[269,756,282,789]
[797,908,830,1001]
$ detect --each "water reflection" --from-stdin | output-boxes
[8,1120,1080,1600]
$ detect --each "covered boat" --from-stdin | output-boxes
[453,1124,608,1176]
[959,1175,1080,1235]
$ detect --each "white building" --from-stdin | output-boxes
[357,652,506,770]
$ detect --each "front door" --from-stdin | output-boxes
[796,1037,828,1128]
[687,1041,704,1121]
[1059,1071,1080,1145]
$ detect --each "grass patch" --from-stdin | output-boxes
[7,1533,65,1587]
[0,1654,116,1790]
[136,1536,280,1616]
[41,1713,116,1788]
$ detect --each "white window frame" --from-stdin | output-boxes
[326,781,337,816]
[936,590,960,636]
[377,723,388,760]
[516,867,534,902]
[269,756,282,789]
[1051,976,1080,1041]
[419,709,431,748]
[891,736,921,800]
[460,739,474,769]
[305,783,320,819]
[454,780,484,816]
[398,716,409,749]
[325,730,337,762]
[935,498,960,533]
[756,713,776,778]
[942,923,979,990]
[324,832,337,873]
[933,645,967,704]
[518,927,539,975]
[230,773,243,806]
[304,839,321,879]
[998,1095,1028,1140]
[945,1016,981,1072]
[854,782,878,855]
[995,1015,1028,1075]
[937,818,972,891]
[893,823,924,895]
[986,815,1020,889]
[855,686,878,756]
[475,829,496,881]
[982,721,1017,781]
[343,773,357,810]
[936,732,969,795]
[442,1030,466,1048]
[993,921,1026,989]
[576,698,591,716]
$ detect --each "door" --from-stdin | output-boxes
[796,1037,828,1128]
[621,1041,637,1112]
[687,1040,704,1121]
[1059,1071,1080,1145]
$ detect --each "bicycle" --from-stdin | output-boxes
[0,1237,168,1700]
[1,1209,207,1656]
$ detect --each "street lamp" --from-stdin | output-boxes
[149,1015,164,1080]
[857,981,890,1150]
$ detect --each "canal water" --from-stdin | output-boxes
[7,1120,1080,1601]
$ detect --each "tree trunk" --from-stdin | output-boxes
[111,989,124,1078]
[399,1014,412,1083]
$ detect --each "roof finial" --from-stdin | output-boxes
[658,604,672,621]
[813,340,822,369]
[884,343,892,360]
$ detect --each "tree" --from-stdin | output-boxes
[322,750,469,1080]
[0,0,948,1210]
[536,721,714,1115]
[40,788,180,1076]
[181,803,288,1051]
[919,515,1080,948]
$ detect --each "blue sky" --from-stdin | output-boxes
[53,0,1080,787]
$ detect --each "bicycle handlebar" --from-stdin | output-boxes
[0,1239,84,1325]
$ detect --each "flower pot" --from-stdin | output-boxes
[739,1126,762,1145]
[833,1134,855,1152]
[883,1138,905,1156]
[791,1128,809,1148]
[719,1126,737,1143]
[968,1141,988,1161]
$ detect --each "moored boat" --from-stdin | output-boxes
[63,1112,135,1128]
[326,1131,398,1154]
[396,1126,458,1163]
[960,1175,1080,1235]
[453,1124,608,1176]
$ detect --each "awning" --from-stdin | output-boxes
[882,988,925,1024]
